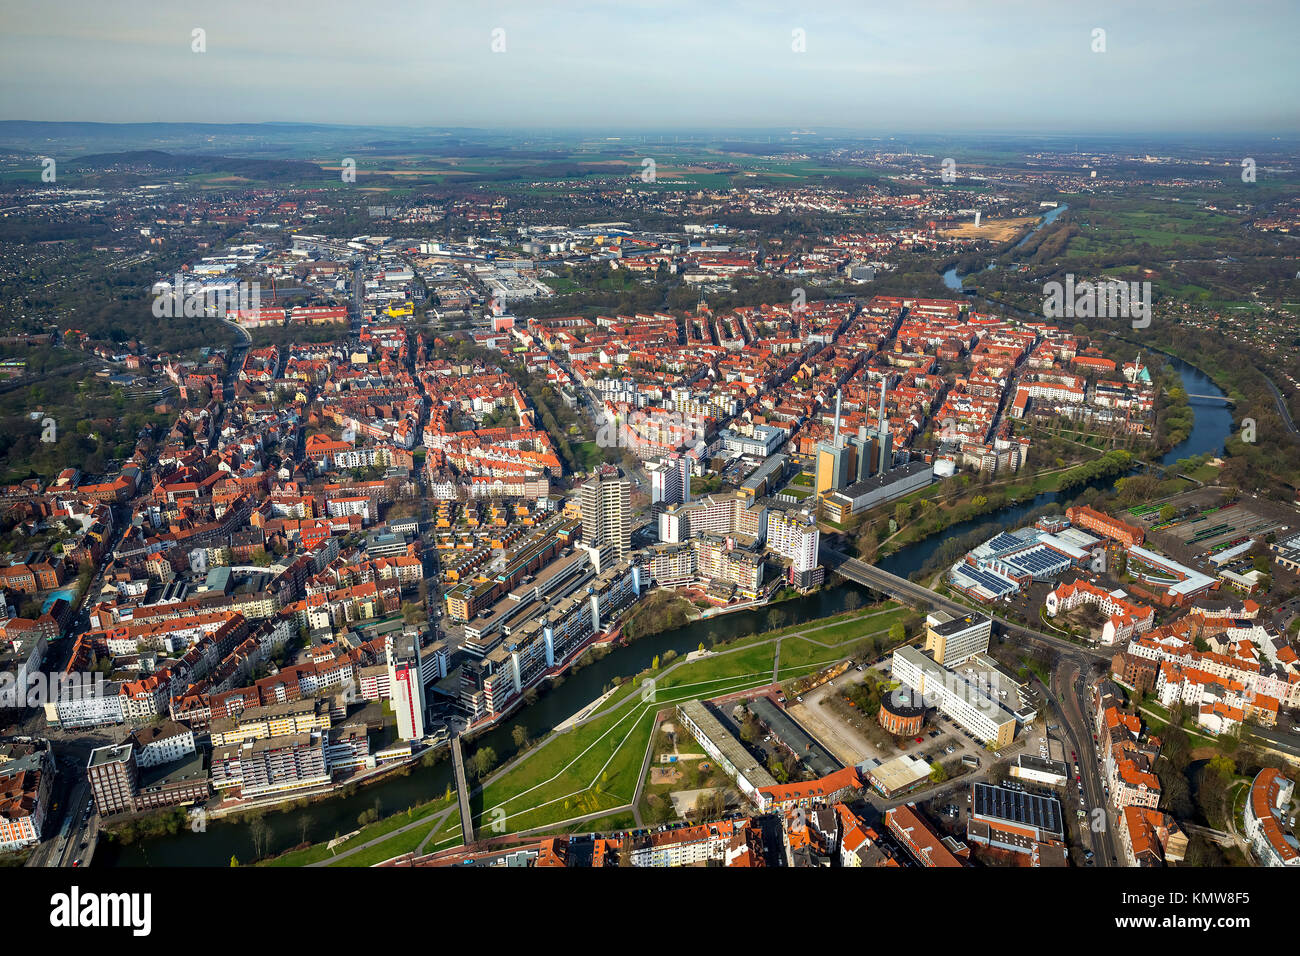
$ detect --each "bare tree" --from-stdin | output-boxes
[249,816,269,861]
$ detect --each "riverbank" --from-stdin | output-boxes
[100,582,882,866]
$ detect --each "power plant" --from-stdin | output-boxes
[815,382,893,498]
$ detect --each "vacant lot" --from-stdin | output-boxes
[940,216,1038,242]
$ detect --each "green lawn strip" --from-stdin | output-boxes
[455,601,904,839]
[476,664,834,836]
[777,635,878,671]
[326,816,445,867]
[260,795,453,867]
[493,790,632,836]
[558,811,637,834]
[799,608,907,645]
[719,602,902,650]
[656,645,775,687]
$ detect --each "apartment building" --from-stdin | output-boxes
[0,747,53,851]
[211,731,330,801]
[629,817,762,867]
[766,508,820,574]
[208,697,333,748]
[578,466,632,560]
[1046,579,1155,646]
[130,720,197,768]
[885,803,968,867]
[1244,768,1299,867]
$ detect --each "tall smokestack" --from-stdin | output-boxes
[833,390,842,446]
[878,379,887,436]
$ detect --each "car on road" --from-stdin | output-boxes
[72,859,81,867]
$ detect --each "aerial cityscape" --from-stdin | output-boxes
[0,0,1296,928]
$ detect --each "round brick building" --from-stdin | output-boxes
[878,688,925,736]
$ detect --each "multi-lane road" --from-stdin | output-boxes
[821,546,1109,665]
[822,544,1120,863]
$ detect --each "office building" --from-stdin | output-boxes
[388,630,427,741]
[924,612,992,667]
[87,744,138,816]
[890,645,1020,748]
[87,741,209,816]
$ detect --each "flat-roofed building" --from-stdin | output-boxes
[208,697,332,747]
[924,611,991,667]
[676,700,776,805]
[966,781,1065,858]
[1010,754,1070,789]
[891,645,1019,748]
[862,754,932,798]
[211,731,330,801]
[822,461,933,523]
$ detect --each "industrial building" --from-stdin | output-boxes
[966,782,1066,861]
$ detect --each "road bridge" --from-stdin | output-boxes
[820,546,1110,665]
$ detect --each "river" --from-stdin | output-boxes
[943,202,1069,292]
[102,582,877,866]
[105,366,1229,866]
[106,221,1231,865]
[873,353,1230,582]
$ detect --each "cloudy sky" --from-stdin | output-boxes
[2,0,1296,134]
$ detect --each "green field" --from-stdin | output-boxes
[464,600,909,838]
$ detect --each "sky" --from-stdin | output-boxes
[2,0,1297,135]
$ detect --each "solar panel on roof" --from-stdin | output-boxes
[985,533,1022,553]
[953,564,1017,597]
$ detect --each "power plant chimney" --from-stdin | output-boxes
[833,389,842,446]
[877,379,887,436]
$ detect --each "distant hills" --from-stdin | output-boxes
[66,149,326,181]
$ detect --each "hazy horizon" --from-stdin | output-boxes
[3,0,1298,135]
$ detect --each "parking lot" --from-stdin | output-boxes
[783,659,1025,775]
